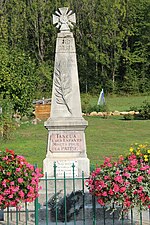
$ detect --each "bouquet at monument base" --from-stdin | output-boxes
[85,144,150,213]
[0,149,43,209]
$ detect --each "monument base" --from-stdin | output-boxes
[43,157,90,177]
[43,116,90,178]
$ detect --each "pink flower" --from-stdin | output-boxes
[97,198,105,206]
[104,176,110,180]
[108,189,114,195]
[8,194,13,199]
[114,175,123,183]
[140,165,149,171]
[6,172,11,176]
[124,199,131,207]
[2,179,10,187]
[16,155,25,161]
[0,195,4,201]
[19,190,25,198]
[137,176,144,182]
[122,172,130,178]
[127,166,136,172]
[26,163,34,170]
[10,201,17,207]
[0,148,43,208]
[4,189,11,195]
[104,157,112,167]
[120,187,126,193]
[10,181,14,185]
[115,170,120,175]
[99,180,107,188]
[113,184,119,192]
[107,163,112,167]
[2,156,8,161]
[11,186,19,193]
[130,159,138,166]
[95,168,101,175]
[18,178,24,183]
[104,157,111,163]
[102,191,108,196]
[16,168,21,172]
[124,181,130,186]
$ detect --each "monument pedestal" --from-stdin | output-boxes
[43,117,90,177]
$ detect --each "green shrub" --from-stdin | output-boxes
[0,98,16,140]
[138,100,150,120]
[129,100,150,120]
[123,114,134,120]
[81,93,92,113]
[88,104,109,113]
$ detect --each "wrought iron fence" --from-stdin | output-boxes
[1,163,150,225]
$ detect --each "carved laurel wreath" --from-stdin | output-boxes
[54,67,72,114]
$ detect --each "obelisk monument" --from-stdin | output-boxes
[43,7,90,177]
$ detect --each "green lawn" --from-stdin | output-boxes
[87,94,150,111]
[86,116,150,166]
[1,116,150,169]
[1,95,150,169]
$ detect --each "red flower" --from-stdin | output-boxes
[6,149,15,155]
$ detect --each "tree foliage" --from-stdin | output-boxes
[0,43,36,114]
[0,0,150,113]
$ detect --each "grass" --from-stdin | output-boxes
[86,116,150,166]
[1,95,150,169]
[0,123,47,168]
[86,94,150,111]
[1,116,150,169]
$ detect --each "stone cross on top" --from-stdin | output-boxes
[53,7,76,32]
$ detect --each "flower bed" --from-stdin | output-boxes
[0,149,43,209]
[86,144,150,214]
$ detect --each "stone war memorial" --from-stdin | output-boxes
[43,7,90,177]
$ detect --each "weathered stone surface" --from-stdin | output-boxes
[90,111,98,116]
[97,112,103,116]
[120,112,129,115]
[112,111,120,116]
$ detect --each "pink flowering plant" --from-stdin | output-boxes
[85,144,150,213]
[0,149,43,209]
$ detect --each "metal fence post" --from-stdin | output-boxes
[34,197,39,225]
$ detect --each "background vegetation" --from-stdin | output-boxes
[0,0,150,115]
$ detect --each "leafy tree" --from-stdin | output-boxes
[0,0,150,100]
[0,43,36,115]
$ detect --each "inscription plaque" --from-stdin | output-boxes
[50,131,83,152]
[55,160,78,177]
